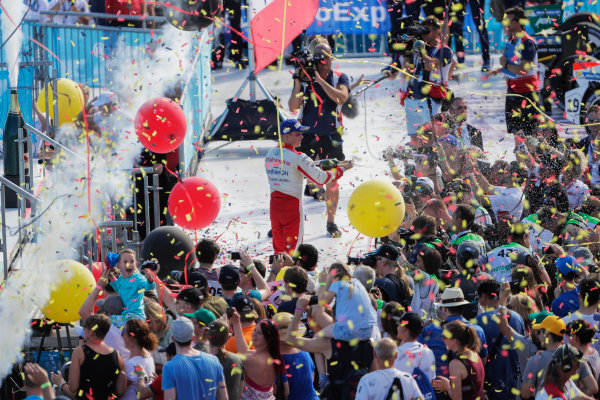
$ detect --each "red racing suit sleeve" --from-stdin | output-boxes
[295,152,344,185]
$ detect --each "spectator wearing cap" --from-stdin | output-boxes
[411,177,436,210]
[394,312,436,380]
[179,270,228,318]
[224,295,259,353]
[160,271,225,320]
[373,244,414,308]
[449,241,491,320]
[407,215,451,264]
[420,287,488,377]
[535,344,593,400]
[78,271,130,359]
[207,320,245,400]
[184,308,216,352]
[522,315,570,398]
[355,338,423,400]
[498,309,552,375]
[552,256,582,318]
[273,312,319,400]
[218,264,242,304]
[571,247,597,274]
[162,317,227,400]
[172,287,204,317]
[135,342,177,400]
[475,280,525,400]
[265,118,354,245]
[562,274,600,354]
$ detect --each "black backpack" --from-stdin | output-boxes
[386,376,405,400]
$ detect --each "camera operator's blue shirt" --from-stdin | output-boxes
[410,45,453,101]
[300,71,350,136]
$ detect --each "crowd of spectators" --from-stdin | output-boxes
[15,1,600,399]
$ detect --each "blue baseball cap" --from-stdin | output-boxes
[281,119,310,134]
[556,255,581,276]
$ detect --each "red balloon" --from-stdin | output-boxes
[135,97,187,154]
[168,177,221,230]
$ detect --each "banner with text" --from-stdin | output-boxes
[306,0,391,36]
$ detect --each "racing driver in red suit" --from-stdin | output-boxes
[265,119,354,254]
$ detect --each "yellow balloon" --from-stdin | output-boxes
[347,180,405,238]
[37,78,84,126]
[42,260,95,323]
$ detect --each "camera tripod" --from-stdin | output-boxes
[205,0,287,147]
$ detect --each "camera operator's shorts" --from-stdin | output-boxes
[298,133,345,161]
[405,97,440,136]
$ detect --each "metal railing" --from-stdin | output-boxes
[38,10,167,29]
[0,175,41,279]
[0,10,213,283]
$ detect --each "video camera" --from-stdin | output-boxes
[141,259,159,272]
[388,16,430,56]
[347,253,377,267]
[402,176,428,204]
[291,49,325,83]
[382,146,413,161]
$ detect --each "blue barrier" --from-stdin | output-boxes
[0,21,211,170]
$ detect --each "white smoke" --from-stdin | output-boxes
[0,24,202,379]
[1,0,28,87]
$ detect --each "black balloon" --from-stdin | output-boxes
[163,0,223,31]
[141,226,197,278]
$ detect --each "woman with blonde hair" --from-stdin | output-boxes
[433,320,485,400]
[144,300,172,348]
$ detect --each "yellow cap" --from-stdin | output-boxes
[532,315,566,336]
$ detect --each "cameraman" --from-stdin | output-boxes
[391,17,455,139]
[288,43,351,238]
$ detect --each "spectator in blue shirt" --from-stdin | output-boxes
[162,317,227,400]
[476,280,526,400]
[551,256,582,318]
[419,287,488,377]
